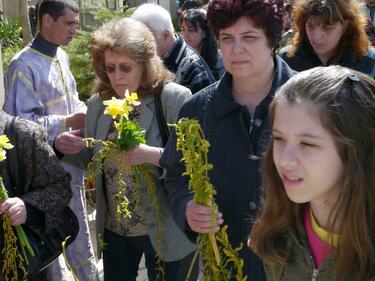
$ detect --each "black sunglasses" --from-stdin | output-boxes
[101,62,141,74]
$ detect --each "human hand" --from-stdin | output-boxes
[124,144,163,166]
[185,200,223,233]
[55,130,85,155]
[66,112,86,130]
[0,197,27,225]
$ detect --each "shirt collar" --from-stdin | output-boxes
[211,55,290,118]
[31,33,59,57]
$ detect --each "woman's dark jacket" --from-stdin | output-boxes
[280,38,375,78]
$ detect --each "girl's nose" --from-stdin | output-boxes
[279,145,298,169]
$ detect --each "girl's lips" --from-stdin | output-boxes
[281,174,303,188]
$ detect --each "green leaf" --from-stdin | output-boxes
[114,119,146,150]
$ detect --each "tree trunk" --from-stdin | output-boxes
[78,0,86,28]
[0,43,5,107]
[20,0,32,44]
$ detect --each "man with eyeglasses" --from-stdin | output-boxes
[3,1,99,280]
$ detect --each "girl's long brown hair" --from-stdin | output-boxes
[288,0,370,63]
[250,66,375,281]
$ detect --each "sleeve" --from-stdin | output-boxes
[3,61,67,143]
[18,120,72,231]
[61,147,93,170]
[176,55,215,94]
[162,83,192,126]
[159,101,199,243]
[65,57,87,114]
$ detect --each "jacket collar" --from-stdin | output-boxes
[295,36,359,66]
[211,55,295,118]
[294,37,323,65]
[162,34,186,73]
[138,95,155,134]
[30,33,58,58]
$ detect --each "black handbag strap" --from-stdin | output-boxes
[155,87,170,146]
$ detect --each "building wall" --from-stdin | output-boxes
[2,0,19,18]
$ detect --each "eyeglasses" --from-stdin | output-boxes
[101,62,141,74]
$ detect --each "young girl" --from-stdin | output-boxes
[249,65,375,281]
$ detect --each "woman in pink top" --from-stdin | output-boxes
[249,66,375,281]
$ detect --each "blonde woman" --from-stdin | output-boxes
[55,18,198,281]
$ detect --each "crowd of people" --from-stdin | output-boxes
[0,0,375,280]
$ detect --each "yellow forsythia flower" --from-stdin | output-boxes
[0,135,14,161]
[0,135,14,150]
[103,98,129,119]
[0,150,6,161]
[103,90,140,120]
[125,90,141,106]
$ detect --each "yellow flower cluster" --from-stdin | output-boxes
[103,90,140,120]
[0,135,14,162]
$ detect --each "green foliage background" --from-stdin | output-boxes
[1,7,135,102]
[1,18,24,74]
[64,7,134,101]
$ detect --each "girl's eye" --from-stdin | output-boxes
[323,25,334,30]
[301,142,316,147]
[272,136,284,142]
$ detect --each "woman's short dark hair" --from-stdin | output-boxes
[207,0,283,49]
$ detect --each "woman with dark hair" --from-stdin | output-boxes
[180,8,225,80]
[280,0,375,77]
[160,0,295,280]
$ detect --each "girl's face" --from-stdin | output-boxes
[103,50,144,97]
[305,16,347,64]
[272,102,344,211]
[219,17,273,80]
[180,20,206,53]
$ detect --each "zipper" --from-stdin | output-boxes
[249,116,254,136]
[311,268,319,281]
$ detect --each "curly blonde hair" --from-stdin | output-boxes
[90,17,173,100]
